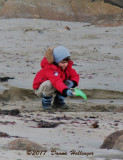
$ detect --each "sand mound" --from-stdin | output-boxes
[0,87,38,101]
[0,87,123,102]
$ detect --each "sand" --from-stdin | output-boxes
[0,112,123,160]
[0,18,123,92]
[0,18,123,160]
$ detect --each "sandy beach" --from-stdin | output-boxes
[0,18,123,160]
[0,111,123,160]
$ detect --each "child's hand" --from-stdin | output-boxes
[66,89,74,96]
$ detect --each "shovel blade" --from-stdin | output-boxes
[74,88,87,101]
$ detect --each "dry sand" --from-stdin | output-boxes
[0,19,123,160]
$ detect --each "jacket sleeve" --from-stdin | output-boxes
[69,68,79,86]
[44,68,68,93]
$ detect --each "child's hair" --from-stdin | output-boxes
[62,57,70,61]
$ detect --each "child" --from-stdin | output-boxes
[33,46,79,109]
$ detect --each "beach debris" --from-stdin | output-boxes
[24,27,45,33]
[100,130,123,150]
[83,24,91,27]
[0,109,20,116]
[110,100,114,103]
[71,121,80,124]
[0,121,16,125]
[51,115,73,121]
[76,117,86,121]
[88,116,98,119]
[114,123,118,126]
[65,26,70,30]
[91,122,99,128]
[37,120,61,128]
[0,76,14,82]
[8,139,46,151]
[0,132,21,138]
[0,132,9,138]
[88,76,93,79]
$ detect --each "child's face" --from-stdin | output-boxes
[58,60,68,70]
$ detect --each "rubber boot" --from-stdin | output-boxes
[53,93,69,109]
[42,94,52,110]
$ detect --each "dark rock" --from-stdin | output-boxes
[100,130,123,149]
[104,0,123,8]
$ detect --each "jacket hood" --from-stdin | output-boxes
[41,57,50,68]
[44,47,54,64]
[40,47,54,68]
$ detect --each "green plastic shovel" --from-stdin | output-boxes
[73,88,87,101]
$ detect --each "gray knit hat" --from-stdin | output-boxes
[53,46,70,63]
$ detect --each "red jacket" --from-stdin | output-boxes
[33,57,79,94]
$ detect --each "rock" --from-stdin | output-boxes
[0,0,122,26]
[0,0,76,20]
[0,0,39,18]
[100,130,123,150]
[8,138,46,151]
[113,135,123,151]
[92,0,123,8]
[104,0,123,8]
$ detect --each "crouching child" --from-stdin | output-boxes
[33,46,80,110]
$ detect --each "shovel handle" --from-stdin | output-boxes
[72,92,76,95]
